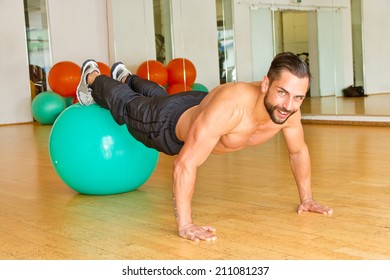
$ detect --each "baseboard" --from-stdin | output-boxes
[301,115,390,126]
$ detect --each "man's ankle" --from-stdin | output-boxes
[121,74,129,83]
[87,71,99,85]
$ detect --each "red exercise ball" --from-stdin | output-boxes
[136,60,168,87]
[167,83,192,95]
[167,58,196,86]
[48,61,81,97]
[97,62,110,76]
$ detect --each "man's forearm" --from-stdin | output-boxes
[172,190,193,227]
[289,148,313,202]
[172,160,197,229]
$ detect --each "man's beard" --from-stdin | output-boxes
[264,96,297,125]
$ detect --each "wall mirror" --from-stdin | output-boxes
[24,0,51,96]
[216,0,236,84]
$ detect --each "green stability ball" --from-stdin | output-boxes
[31,91,66,124]
[191,83,209,93]
[49,104,159,195]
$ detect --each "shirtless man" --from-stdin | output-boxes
[77,52,333,242]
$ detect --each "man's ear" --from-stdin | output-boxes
[261,76,269,92]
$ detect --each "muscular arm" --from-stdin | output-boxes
[282,114,333,215]
[172,125,219,241]
[172,97,242,241]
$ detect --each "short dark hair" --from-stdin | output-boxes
[267,52,311,85]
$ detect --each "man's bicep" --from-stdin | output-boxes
[178,120,222,167]
[178,106,238,166]
[177,103,240,166]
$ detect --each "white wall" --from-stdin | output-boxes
[47,0,109,66]
[250,8,273,81]
[233,2,254,82]
[170,0,220,89]
[307,11,319,97]
[362,0,390,94]
[108,0,155,72]
[0,0,32,125]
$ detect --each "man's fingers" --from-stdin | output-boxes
[201,225,216,233]
[298,201,333,215]
[181,225,217,241]
[324,208,333,215]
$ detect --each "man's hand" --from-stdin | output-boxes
[298,198,333,215]
[178,223,217,242]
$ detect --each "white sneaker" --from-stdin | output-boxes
[111,62,131,82]
[76,59,100,106]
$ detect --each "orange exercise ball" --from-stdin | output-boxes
[167,58,196,86]
[48,61,81,97]
[167,83,192,95]
[136,60,168,87]
[97,62,110,76]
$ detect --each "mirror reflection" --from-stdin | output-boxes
[24,0,51,96]
[217,0,236,83]
[153,0,172,64]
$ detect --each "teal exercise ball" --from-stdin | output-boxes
[49,104,159,195]
[191,83,209,93]
[31,91,66,124]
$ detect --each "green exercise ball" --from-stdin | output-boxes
[64,97,75,107]
[49,104,159,195]
[191,82,209,93]
[31,91,66,124]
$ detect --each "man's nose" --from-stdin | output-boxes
[283,97,293,111]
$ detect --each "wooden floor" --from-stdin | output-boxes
[1,122,390,260]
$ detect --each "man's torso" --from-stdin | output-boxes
[176,82,295,155]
